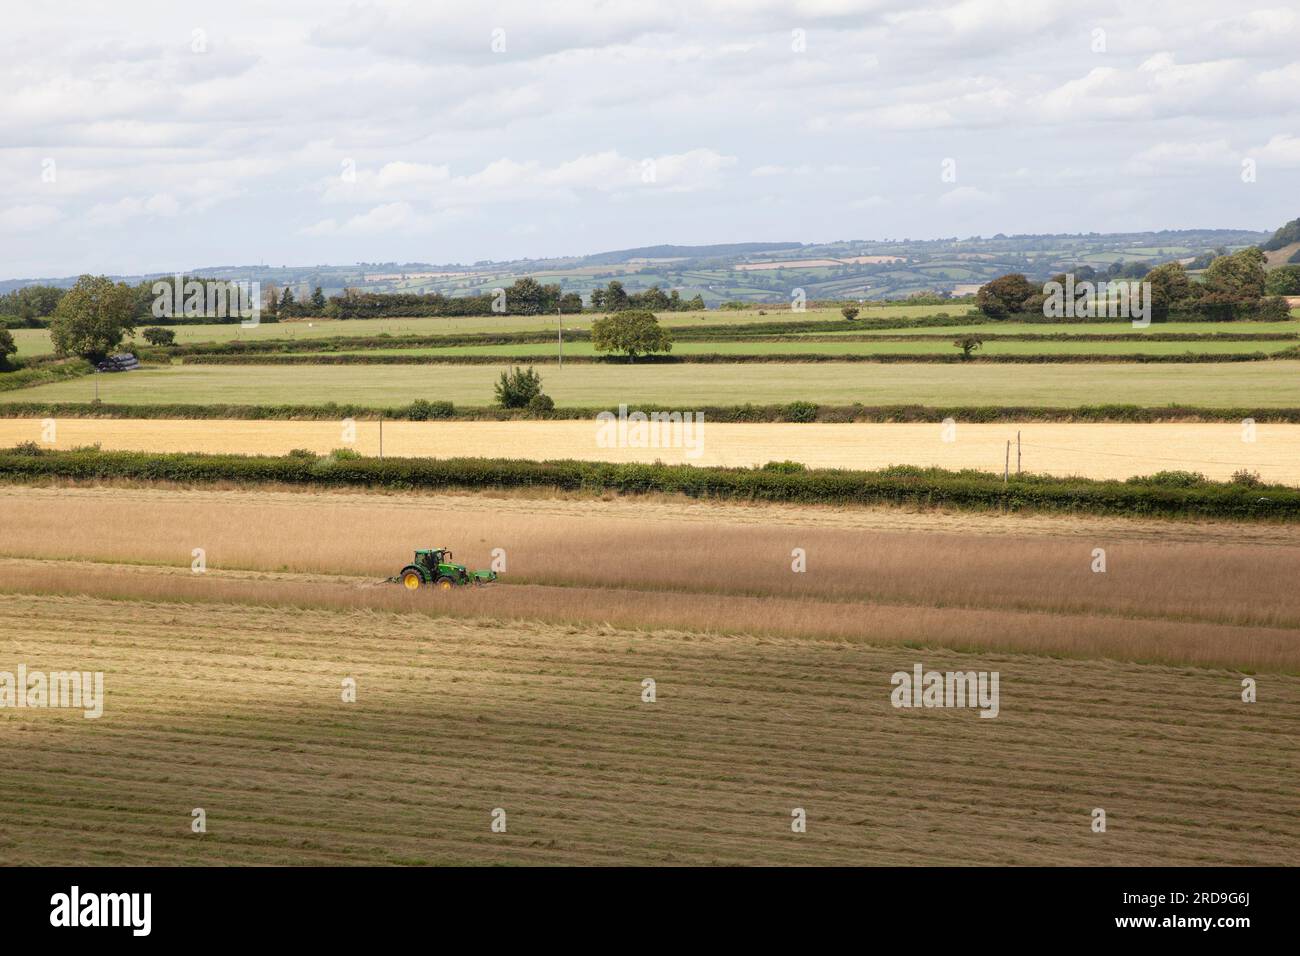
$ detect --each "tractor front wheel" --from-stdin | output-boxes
[435,576,456,591]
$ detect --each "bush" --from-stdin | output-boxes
[527,393,555,415]
[328,447,362,461]
[841,307,860,321]
[783,401,818,423]
[761,460,807,473]
[1230,469,1263,487]
[287,448,317,459]
[1128,470,1207,487]
[141,327,176,346]
[407,398,454,421]
[494,366,543,408]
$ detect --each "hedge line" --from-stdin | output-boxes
[147,312,1298,359]
[180,350,1292,365]
[3,400,1298,424]
[1,447,1293,520]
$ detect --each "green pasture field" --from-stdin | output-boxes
[5,361,1299,409]
[5,304,972,357]
[312,339,1299,358]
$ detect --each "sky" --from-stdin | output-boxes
[2,0,1298,278]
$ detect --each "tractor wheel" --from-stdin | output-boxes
[401,570,423,591]
[435,576,456,591]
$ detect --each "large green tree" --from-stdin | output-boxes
[591,309,673,361]
[1145,261,1193,319]
[48,275,137,359]
[975,273,1036,318]
[1203,247,1267,300]
[1264,264,1300,296]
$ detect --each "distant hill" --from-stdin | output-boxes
[0,229,1276,304]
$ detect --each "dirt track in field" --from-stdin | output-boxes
[2,418,1297,483]
[1,593,1295,866]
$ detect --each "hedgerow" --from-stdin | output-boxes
[1,447,1294,520]
[5,400,1300,424]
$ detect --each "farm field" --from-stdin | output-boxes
[3,483,1300,668]
[6,361,1300,408]
[313,339,1300,358]
[4,305,970,357]
[2,419,1297,482]
[1,592,1294,866]
[1,482,1297,866]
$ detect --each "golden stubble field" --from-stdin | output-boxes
[1,593,1295,866]
[2,484,1299,670]
[1,418,1297,482]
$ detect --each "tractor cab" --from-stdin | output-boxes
[416,548,447,571]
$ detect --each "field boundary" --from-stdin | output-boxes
[2,447,1295,519]
[175,350,1295,365]
[4,400,1300,423]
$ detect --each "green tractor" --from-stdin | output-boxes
[393,548,497,591]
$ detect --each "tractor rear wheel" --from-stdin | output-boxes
[401,570,423,590]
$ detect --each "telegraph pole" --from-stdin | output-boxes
[557,305,563,368]
[1017,430,1021,475]
[1004,440,1010,483]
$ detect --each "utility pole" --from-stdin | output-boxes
[1017,430,1021,475]
[557,305,563,368]
[379,415,383,459]
[1004,440,1010,483]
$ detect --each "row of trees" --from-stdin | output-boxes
[976,247,1290,321]
[589,280,705,312]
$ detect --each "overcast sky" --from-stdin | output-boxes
[2,0,1298,277]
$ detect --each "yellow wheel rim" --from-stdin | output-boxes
[403,572,421,590]
[437,578,454,590]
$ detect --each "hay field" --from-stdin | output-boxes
[2,417,1297,483]
[6,361,1300,407]
[3,485,1299,670]
[1,592,1295,866]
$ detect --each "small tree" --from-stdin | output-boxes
[954,334,983,360]
[841,306,860,321]
[309,286,327,311]
[142,327,176,346]
[494,365,544,408]
[591,310,673,362]
[48,274,138,360]
[0,328,16,370]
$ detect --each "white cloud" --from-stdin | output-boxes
[0,204,64,232]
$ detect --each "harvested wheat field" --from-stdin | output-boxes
[3,485,1299,670]
[0,593,1295,866]
[2,418,1298,483]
